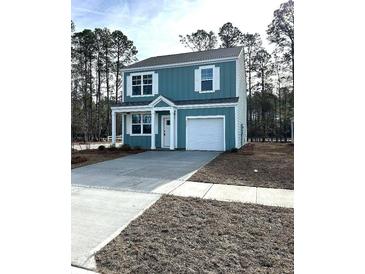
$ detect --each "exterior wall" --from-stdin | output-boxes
[177,107,236,150]
[235,51,247,148]
[122,115,151,148]
[123,111,169,149]
[123,60,236,102]
[122,107,235,150]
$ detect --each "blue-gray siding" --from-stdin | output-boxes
[177,107,235,150]
[124,60,236,102]
[122,107,236,150]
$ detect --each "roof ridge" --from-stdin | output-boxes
[126,46,243,70]
[150,46,243,59]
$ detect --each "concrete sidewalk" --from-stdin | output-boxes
[153,181,293,208]
[72,186,160,270]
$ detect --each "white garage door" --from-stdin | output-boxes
[186,117,225,151]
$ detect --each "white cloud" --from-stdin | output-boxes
[73,0,285,60]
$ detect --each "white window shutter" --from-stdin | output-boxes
[126,115,132,134]
[153,72,159,95]
[154,113,159,134]
[214,66,220,91]
[126,75,132,96]
[194,68,201,92]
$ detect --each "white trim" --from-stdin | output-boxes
[152,72,159,95]
[126,114,131,134]
[177,102,237,109]
[169,108,175,150]
[111,110,116,145]
[148,95,176,107]
[126,75,132,97]
[161,115,170,148]
[175,110,178,147]
[235,106,239,148]
[130,113,152,136]
[236,59,240,97]
[121,114,125,144]
[153,107,174,111]
[214,66,220,91]
[121,71,125,102]
[129,71,154,98]
[199,64,215,70]
[151,110,156,149]
[129,134,152,136]
[130,71,155,76]
[185,115,226,151]
[199,65,215,93]
[111,102,238,112]
[121,57,239,73]
[194,68,201,92]
[112,106,151,112]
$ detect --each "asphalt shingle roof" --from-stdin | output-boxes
[125,47,243,70]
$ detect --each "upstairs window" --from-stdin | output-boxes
[201,68,213,91]
[132,75,141,96]
[143,74,152,95]
[131,114,152,135]
[132,74,153,96]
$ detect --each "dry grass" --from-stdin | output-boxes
[71,149,144,169]
[190,142,294,190]
[95,195,294,274]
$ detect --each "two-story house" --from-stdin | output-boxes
[110,47,247,151]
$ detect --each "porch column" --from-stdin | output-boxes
[121,113,125,145]
[151,109,156,149]
[169,108,174,150]
[111,110,116,145]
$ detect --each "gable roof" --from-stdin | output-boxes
[124,47,243,70]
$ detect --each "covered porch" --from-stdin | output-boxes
[111,96,177,150]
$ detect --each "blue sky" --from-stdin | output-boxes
[72,0,284,60]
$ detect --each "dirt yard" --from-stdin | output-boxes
[71,148,144,169]
[190,143,294,190]
[95,195,294,274]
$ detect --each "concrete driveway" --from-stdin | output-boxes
[72,151,219,270]
[72,151,220,192]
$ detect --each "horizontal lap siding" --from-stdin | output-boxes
[124,61,236,102]
[177,107,236,150]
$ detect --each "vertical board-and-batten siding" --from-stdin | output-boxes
[122,111,170,149]
[177,107,236,150]
[235,49,247,148]
[123,61,236,102]
[122,108,235,150]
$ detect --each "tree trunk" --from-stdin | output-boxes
[115,49,120,104]
[106,47,110,136]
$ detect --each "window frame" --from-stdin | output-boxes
[130,72,154,97]
[131,75,142,96]
[199,65,215,93]
[130,113,152,136]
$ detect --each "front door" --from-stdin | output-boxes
[162,116,170,148]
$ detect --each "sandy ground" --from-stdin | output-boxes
[190,143,294,189]
[95,195,294,274]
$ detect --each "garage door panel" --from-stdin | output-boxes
[186,117,224,151]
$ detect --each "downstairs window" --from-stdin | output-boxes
[131,114,152,135]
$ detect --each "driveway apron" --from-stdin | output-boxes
[72,151,220,192]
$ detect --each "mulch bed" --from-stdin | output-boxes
[71,149,144,169]
[95,195,293,274]
[190,142,294,190]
